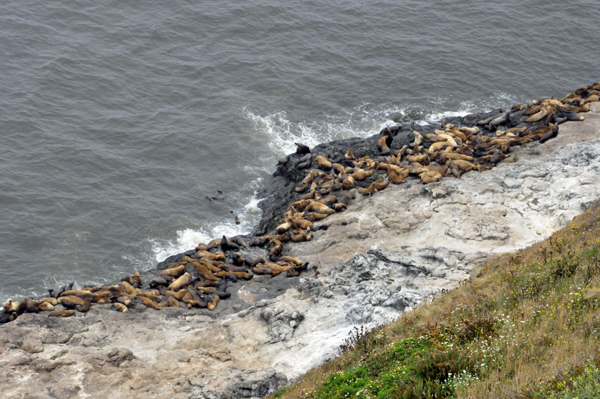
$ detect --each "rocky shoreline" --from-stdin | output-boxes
[1,83,600,398]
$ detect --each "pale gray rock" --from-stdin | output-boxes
[260,303,304,343]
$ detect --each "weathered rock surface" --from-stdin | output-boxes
[1,103,599,399]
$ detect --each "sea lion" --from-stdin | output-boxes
[437,133,458,147]
[49,310,75,317]
[162,265,186,277]
[291,217,313,230]
[296,154,312,169]
[16,299,39,315]
[411,131,423,146]
[448,160,480,173]
[305,202,335,215]
[233,253,245,266]
[290,229,311,243]
[351,170,375,181]
[377,135,392,155]
[264,262,293,274]
[373,179,389,191]
[276,256,303,266]
[295,142,311,155]
[166,289,187,300]
[571,103,591,113]
[149,276,171,288]
[220,235,240,251]
[429,141,452,153]
[387,169,406,184]
[168,272,192,291]
[194,262,220,282]
[341,176,356,190]
[77,300,92,313]
[138,296,160,310]
[333,203,347,212]
[249,236,269,247]
[245,257,266,267]
[458,126,479,135]
[196,250,226,261]
[269,239,283,257]
[539,123,559,144]
[38,302,54,311]
[116,295,134,307]
[419,170,442,183]
[121,281,136,296]
[221,265,248,273]
[59,289,93,298]
[442,152,473,162]
[526,107,553,122]
[315,155,333,171]
[359,183,375,196]
[158,296,180,308]
[489,110,510,128]
[113,303,128,312]
[3,299,19,313]
[214,270,253,280]
[207,295,220,311]
[305,212,329,221]
[58,296,87,309]
[407,154,430,164]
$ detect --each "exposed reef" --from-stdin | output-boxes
[0,83,599,398]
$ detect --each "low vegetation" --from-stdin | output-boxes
[270,202,600,398]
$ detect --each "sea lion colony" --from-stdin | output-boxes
[1,81,599,324]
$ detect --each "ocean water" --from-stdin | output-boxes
[1,0,599,299]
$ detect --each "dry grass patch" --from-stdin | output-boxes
[270,203,600,399]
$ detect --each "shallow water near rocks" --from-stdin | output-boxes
[1,0,599,298]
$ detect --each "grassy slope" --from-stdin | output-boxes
[271,202,600,399]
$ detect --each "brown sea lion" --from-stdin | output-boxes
[305,212,329,221]
[214,271,253,280]
[58,296,87,309]
[194,262,220,282]
[305,202,335,215]
[315,155,333,171]
[290,229,311,243]
[269,238,283,257]
[341,176,356,190]
[113,303,128,312]
[377,135,391,155]
[116,295,133,307]
[168,272,192,291]
[419,170,442,184]
[333,203,347,212]
[138,296,160,310]
[16,299,39,314]
[207,295,220,311]
[49,310,75,317]
[77,300,92,313]
[351,170,375,181]
[3,299,19,313]
[166,289,187,300]
[40,297,58,306]
[411,131,423,146]
[121,281,136,296]
[162,265,186,277]
[196,250,226,261]
[38,302,54,311]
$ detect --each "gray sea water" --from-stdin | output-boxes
[1,0,599,299]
